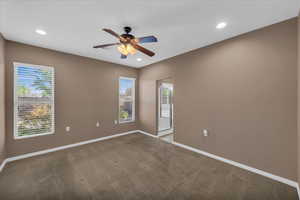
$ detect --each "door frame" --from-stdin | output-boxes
[157,80,174,135]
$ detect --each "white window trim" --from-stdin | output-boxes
[13,62,55,140]
[119,76,135,124]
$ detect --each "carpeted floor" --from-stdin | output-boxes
[0,133,298,200]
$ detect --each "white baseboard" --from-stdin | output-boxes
[138,130,159,138]
[0,158,8,172]
[173,142,298,188]
[296,183,300,198]
[3,130,138,166]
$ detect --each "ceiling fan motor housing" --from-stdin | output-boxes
[120,27,135,43]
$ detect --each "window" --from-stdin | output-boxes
[119,77,135,123]
[14,63,55,139]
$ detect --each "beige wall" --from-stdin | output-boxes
[139,65,174,134]
[0,34,6,164]
[5,41,139,157]
[139,18,298,180]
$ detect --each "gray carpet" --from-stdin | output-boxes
[0,133,298,200]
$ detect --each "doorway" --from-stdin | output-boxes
[158,80,174,142]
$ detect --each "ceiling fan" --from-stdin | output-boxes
[93,26,158,59]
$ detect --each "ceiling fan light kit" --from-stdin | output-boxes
[117,44,137,56]
[93,26,157,59]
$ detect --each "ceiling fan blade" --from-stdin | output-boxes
[121,54,127,59]
[102,28,121,39]
[137,36,158,43]
[93,43,120,48]
[131,43,155,57]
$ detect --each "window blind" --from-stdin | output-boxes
[14,63,55,139]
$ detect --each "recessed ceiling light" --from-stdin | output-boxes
[216,22,227,29]
[137,58,142,62]
[35,29,47,35]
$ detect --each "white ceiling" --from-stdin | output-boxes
[0,0,299,68]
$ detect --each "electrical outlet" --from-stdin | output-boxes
[66,126,71,132]
[203,129,208,137]
[96,121,100,127]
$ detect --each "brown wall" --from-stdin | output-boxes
[139,65,174,134]
[139,18,298,180]
[5,41,139,157]
[0,34,6,164]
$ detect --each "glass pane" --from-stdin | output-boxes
[161,87,171,118]
[119,101,132,122]
[119,78,134,122]
[17,103,53,137]
[161,88,170,104]
[119,79,133,97]
[16,66,53,98]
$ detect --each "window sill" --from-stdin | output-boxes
[14,131,55,140]
[119,120,135,124]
